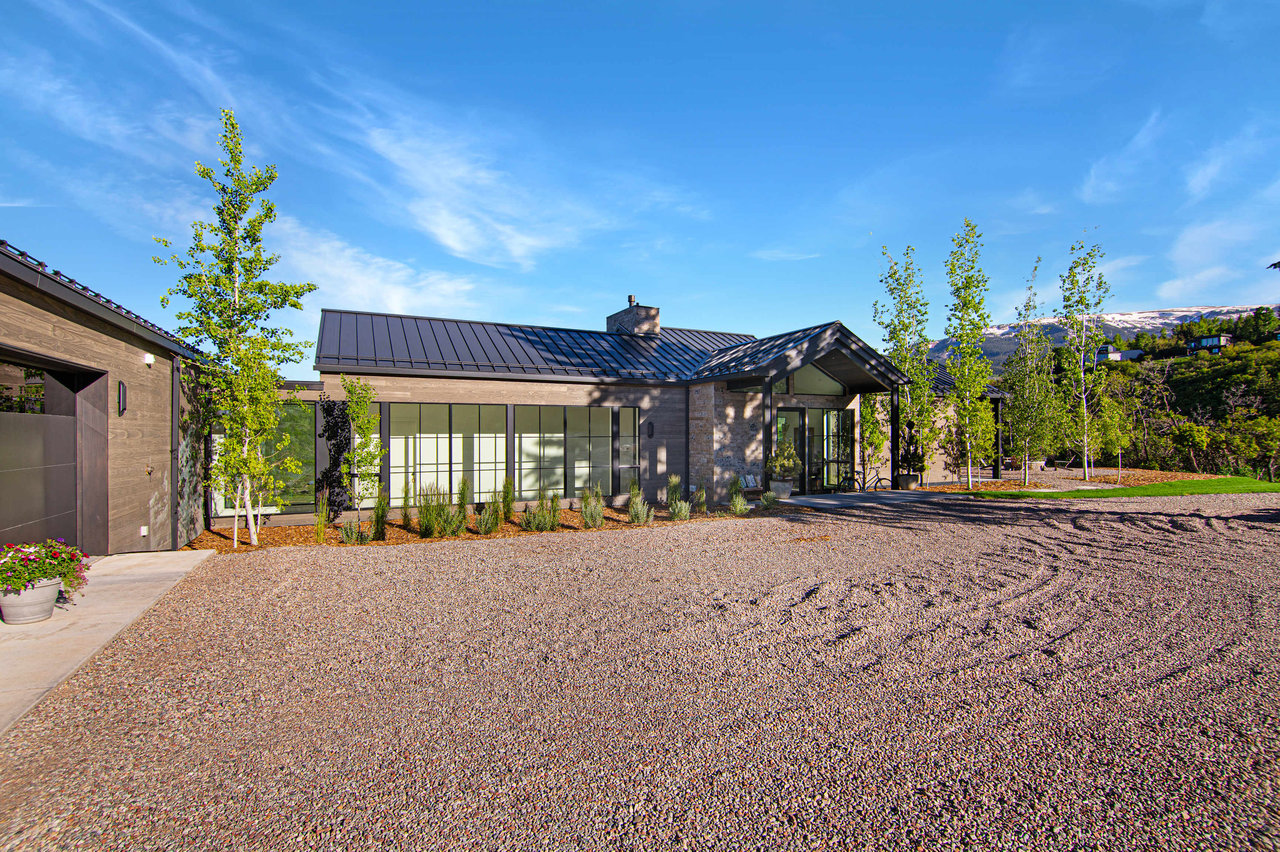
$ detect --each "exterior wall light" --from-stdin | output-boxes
[117,381,127,416]
[143,353,156,366]
[647,420,654,438]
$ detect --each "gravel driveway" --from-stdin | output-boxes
[2,494,1278,850]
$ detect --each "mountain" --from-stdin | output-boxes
[928,304,1280,371]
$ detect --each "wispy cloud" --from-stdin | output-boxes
[273,217,483,320]
[1168,218,1259,271]
[1184,122,1269,201]
[1097,255,1150,282]
[1007,188,1056,216]
[996,26,1113,96]
[749,248,820,261]
[1078,110,1164,203]
[1156,265,1239,304]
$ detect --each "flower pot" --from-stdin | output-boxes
[1,577,62,625]
[769,479,793,499]
[894,473,920,491]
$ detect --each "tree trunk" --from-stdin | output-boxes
[232,484,241,550]
[242,477,259,546]
[1117,447,1123,484]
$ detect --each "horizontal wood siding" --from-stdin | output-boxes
[0,277,176,553]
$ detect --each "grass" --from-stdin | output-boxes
[971,476,1280,500]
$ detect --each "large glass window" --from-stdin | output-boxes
[390,403,505,504]
[618,407,639,493]
[516,405,565,499]
[568,406,612,496]
[792,364,845,396]
[213,401,317,515]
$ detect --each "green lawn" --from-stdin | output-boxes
[971,476,1280,500]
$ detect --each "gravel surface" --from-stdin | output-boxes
[2,493,1278,850]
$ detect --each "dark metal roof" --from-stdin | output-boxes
[315,309,754,382]
[315,309,907,391]
[929,360,1006,399]
[0,239,200,359]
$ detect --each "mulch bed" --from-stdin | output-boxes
[1070,469,1219,487]
[923,479,1049,493]
[185,504,806,554]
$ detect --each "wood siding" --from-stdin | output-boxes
[0,276,176,553]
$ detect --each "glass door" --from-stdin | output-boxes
[775,408,806,494]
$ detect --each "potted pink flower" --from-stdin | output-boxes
[0,539,90,625]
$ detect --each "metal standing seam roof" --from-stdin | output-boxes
[929,359,1007,399]
[315,309,757,381]
[315,309,908,388]
[0,239,201,359]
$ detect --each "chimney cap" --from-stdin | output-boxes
[628,295,636,306]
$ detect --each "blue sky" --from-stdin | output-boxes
[3,0,1279,378]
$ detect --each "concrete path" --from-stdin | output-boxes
[0,549,213,736]
[782,490,958,510]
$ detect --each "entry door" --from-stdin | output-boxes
[775,408,807,495]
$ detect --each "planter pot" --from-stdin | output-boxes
[769,480,793,499]
[894,473,921,491]
[1,577,62,625]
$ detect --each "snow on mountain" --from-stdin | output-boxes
[929,303,1280,369]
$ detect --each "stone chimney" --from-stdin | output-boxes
[606,295,660,336]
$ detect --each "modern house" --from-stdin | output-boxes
[0,240,204,554]
[1095,344,1144,363]
[293,299,908,513]
[1187,334,1232,355]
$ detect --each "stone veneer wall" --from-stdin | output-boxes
[688,380,856,504]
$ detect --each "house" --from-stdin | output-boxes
[0,240,204,554]
[228,298,907,525]
[1095,344,1144,363]
[1187,333,1232,355]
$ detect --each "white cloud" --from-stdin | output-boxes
[1155,265,1239,303]
[1184,122,1269,201]
[1097,255,1150,282]
[749,248,820,261]
[1168,219,1259,271]
[1078,110,1164,203]
[996,26,1113,95]
[272,217,482,322]
[363,124,610,270]
[1007,188,1056,216]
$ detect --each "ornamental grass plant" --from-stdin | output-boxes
[729,493,750,516]
[581,484,605,529]
[477,498,503,535]
[670,499,691,521]
[0,539,90,596]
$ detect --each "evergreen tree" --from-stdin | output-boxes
[155,109,316,546]
[942,218,995,488]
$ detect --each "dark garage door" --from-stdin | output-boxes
[0,410,77,545]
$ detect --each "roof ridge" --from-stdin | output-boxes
[317,307,754,342]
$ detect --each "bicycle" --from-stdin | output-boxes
[846,470,892,492]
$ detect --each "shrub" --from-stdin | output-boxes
[760,490,780,509]
[0,539,90,596]
[628,493,655,525]
[371,489,390,541]
[666,473,682,504]
[420,484,451,537]
[581,484,605,529]
[728,476,743,500]
[501,476,516,522]
[692,484,707,515]
[477,498,502,535]
[314,489,329,544]
[729,493,750,516]
[339,520,367,544]
[400,479,416,531]
[670,499,691,521]
[519,488,560,532]
[457,475,472,511]
[442,503,467,537]
[765,437,801,480]
[629,476,642,503]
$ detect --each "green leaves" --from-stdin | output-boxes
[942,218,995,487]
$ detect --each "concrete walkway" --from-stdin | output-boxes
[0,549,214,736]
[782,490,959,510]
